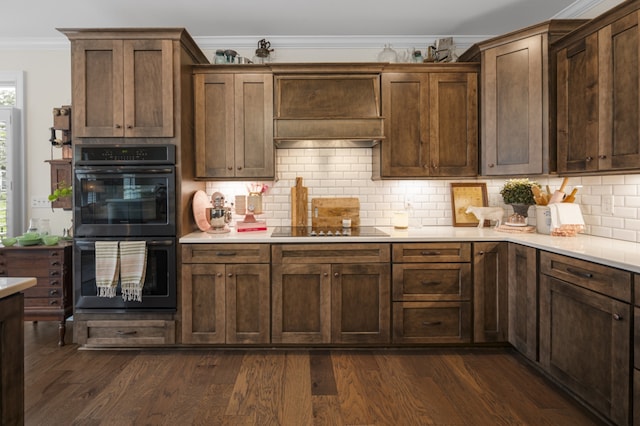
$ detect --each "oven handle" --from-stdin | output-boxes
[74,167,174,174]
[77,240,175,247]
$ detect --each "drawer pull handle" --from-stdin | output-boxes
[422,321,442,326]
[51,261,61,266]
[49,300,59,305]
[50,281,60,286]
[613,313,623,321]
[420,251,441,256]
[421,281,440,286]
[566,267,593,279]
[49,289,58,296]
[116,330,137,336]
[216,252,236,257]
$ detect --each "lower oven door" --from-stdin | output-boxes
[74,237,176,311]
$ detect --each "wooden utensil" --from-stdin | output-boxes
[562,187,579,203]
[548,177,569,204]
[290,177,308,227]
[532,185,546,205]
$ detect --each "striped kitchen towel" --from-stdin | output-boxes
[95,241,119,298]
[120,241,147,302]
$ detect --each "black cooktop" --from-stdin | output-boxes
[271,226,389,238]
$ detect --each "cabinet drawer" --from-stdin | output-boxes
[392,243,471,263]
[182,244,270,264]
[540,251,631,302]
[392,301,471,344]
[81,320,176,346]
[24,298,63,308]
[23,287,63,298]
[273,243,390,264]
[393,263,471,301]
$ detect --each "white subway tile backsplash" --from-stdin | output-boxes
[206,150,640,242]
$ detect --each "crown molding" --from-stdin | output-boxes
[552,0,608,18]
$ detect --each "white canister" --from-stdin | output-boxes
[393,211,409,229]
[535,205,551,234]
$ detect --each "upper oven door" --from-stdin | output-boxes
[74,165,176,237]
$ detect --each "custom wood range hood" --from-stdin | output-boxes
[272,64,385,148]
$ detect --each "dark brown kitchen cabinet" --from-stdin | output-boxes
[374,65,478,178]
[181,244,271,344]
[0,244,73,346]
[0,293,24,426]
[67,37,174,138]
[555,0,640,174]
[507,243,538,361]
[193,69,274,179]
[634,273,640,426]
[539,251,631,425]
[460,20,585,175]
[392,243,472,344]
[473,242,508,343]
[271,244,391,345]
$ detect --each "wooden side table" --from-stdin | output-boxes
[0,242,73,345]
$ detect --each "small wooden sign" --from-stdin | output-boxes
[450,182,488,227]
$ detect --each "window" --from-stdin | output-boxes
[0,71,25,237]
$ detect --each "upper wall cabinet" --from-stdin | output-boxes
[555,0,640,174]
[373,64,479,179]
[459,20,585,176]
[61,28,208,139]
[71,38,173,137]
[193,67,274,179]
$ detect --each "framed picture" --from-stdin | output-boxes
[450,182,488,227]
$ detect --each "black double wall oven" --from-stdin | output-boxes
[73,144,177,311]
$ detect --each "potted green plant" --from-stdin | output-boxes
[500,178,537,217]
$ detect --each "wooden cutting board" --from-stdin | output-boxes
[291,177,308,227]
[311,197,360,228]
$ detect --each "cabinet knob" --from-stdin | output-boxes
[613,313,623,321]
[216,273,222,278]
[127,125,133,129]
[114,124,122,129]
[478,251,485,255]
[227,273,233,277]
[334,272,339,277]
[237,166,243,170]
[49,289,58,296]
[50,280,60,286]
[585,156,593,162]
[323,272,328,277]
[488,163,495,168]
[227,166,233,171]
[598,155,607,160]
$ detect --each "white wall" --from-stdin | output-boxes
[0,48,72,236]
[206,148,640,243]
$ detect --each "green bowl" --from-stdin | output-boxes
[21,232,40,240]
[1,237,17,247]
[42,235,59,246]
[16,236,42,246]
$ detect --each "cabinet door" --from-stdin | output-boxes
[122,39,174,137]
[429,72,478,177]
[331,263,391,344]
[473,242,508,343]
[598,12,640,171]
[194,73,235,178]
[557,34,600,173]
[0,293,24,426]
[181,264,226,344]
[540,275,630,425]
[71,39,124,137]
[482,36,544,175]
[380,73,430,177]
[508,244,538,360]
[225,264,270,344]
[271,263,331,344]
[234,74,274,178]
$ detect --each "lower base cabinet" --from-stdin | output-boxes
[271,244,391,345]
[181,244,270,344]
[473,242,508,343]
[540,252,631,425]
[0,293,24,426]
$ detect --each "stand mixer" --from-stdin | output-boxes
[208,192,231,233]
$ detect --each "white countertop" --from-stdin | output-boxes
[180,226,640,274]
[0,277,37,299]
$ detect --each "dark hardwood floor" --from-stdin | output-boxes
[23,320,606,425]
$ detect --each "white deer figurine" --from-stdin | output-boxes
[465,206,504,228]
